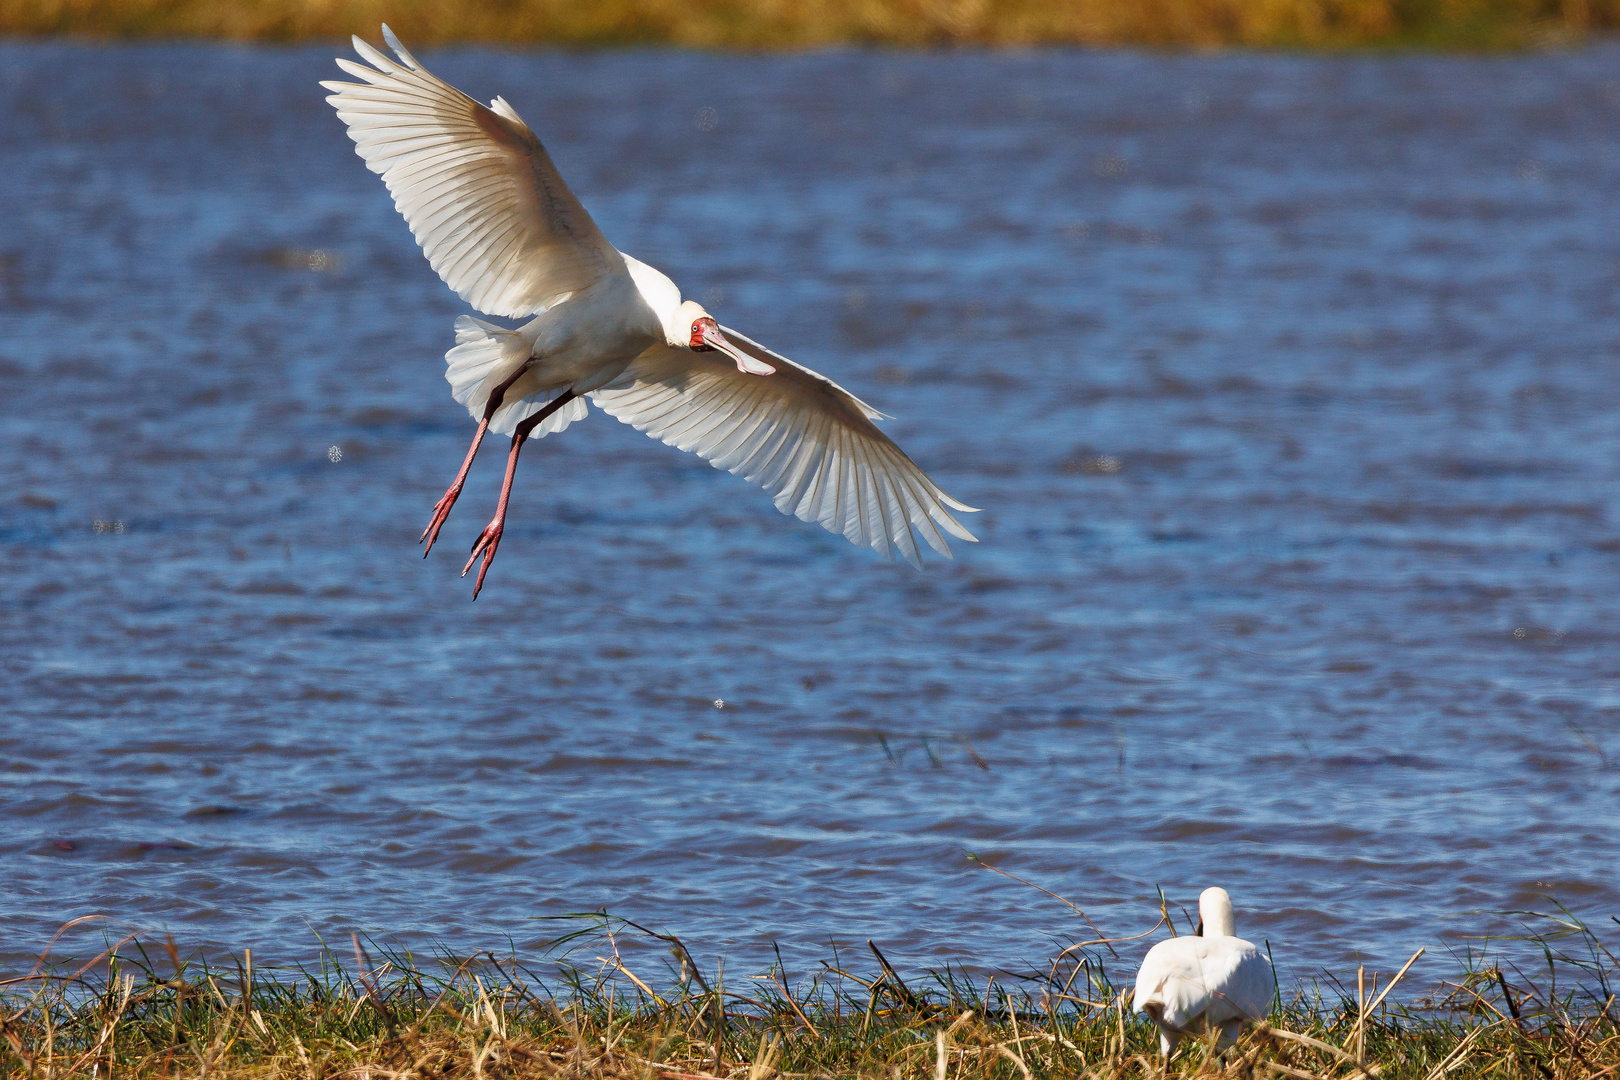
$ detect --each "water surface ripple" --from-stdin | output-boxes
[3,41,1619,985]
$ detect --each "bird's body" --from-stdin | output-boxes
[510,272,662,397]
[1133,888,1273,1057]
[446,268,660,430]
[322,28,976,596]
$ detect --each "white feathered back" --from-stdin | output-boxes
[1134,935,1271,1030]
[1133,889,1272,1047]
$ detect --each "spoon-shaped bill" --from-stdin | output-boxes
[701,321,776,375]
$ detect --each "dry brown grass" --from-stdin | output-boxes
[0,0,1618,47]
[3,903,1618,1080]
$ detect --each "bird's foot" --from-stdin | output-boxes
[420,481,465,557]
[461,517,505,599]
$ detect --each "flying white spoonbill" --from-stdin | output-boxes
[322,28,978,597]
[1133,887,1273,1057]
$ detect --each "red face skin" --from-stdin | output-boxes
[689,316,719,350]
[685,315,776,375]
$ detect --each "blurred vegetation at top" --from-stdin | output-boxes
[0,0,1617,48]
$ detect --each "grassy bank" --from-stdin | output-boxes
[5,906,1617,1079]
[0,0,1617,48]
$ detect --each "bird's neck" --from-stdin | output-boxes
[1202,910,1237,938]
[618,251,687,344]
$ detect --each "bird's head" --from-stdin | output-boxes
[676,300,774,375]
[1197,887,1237,939]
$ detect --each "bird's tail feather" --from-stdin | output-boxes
[445,315,586,438]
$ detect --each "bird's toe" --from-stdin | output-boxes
[420,485,465,554]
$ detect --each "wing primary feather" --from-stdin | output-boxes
[830,426,855,542]
[877,470,916,564]
[862,446,895,558]
[803,416,841,527]
[851,442,878,554]
[861,456,895,560]
[381,23,423,69]
[886,466,951,557]
[350,36,409,78]
[851,431,875,550]
[780,414,828,516]
[881,470,923,568]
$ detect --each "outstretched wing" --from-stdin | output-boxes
[322,26,621,318]
[590,329,978,567]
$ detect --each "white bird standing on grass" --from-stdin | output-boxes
[1133,887,1274,1057]
[322,28,977,597]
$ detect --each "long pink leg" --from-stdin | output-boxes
[420,360,536,557]
[462,389,578,600]
[420,417,489,557]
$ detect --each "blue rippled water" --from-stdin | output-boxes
[2,39,1618,987]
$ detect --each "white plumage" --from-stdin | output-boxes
[326,33,616,319]
[591,326,976,564]
[322,27,977,597]
[1133,888,1274,1057]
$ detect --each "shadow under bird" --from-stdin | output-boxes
[322,28,978,597]
[1133,887,1274,1057]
